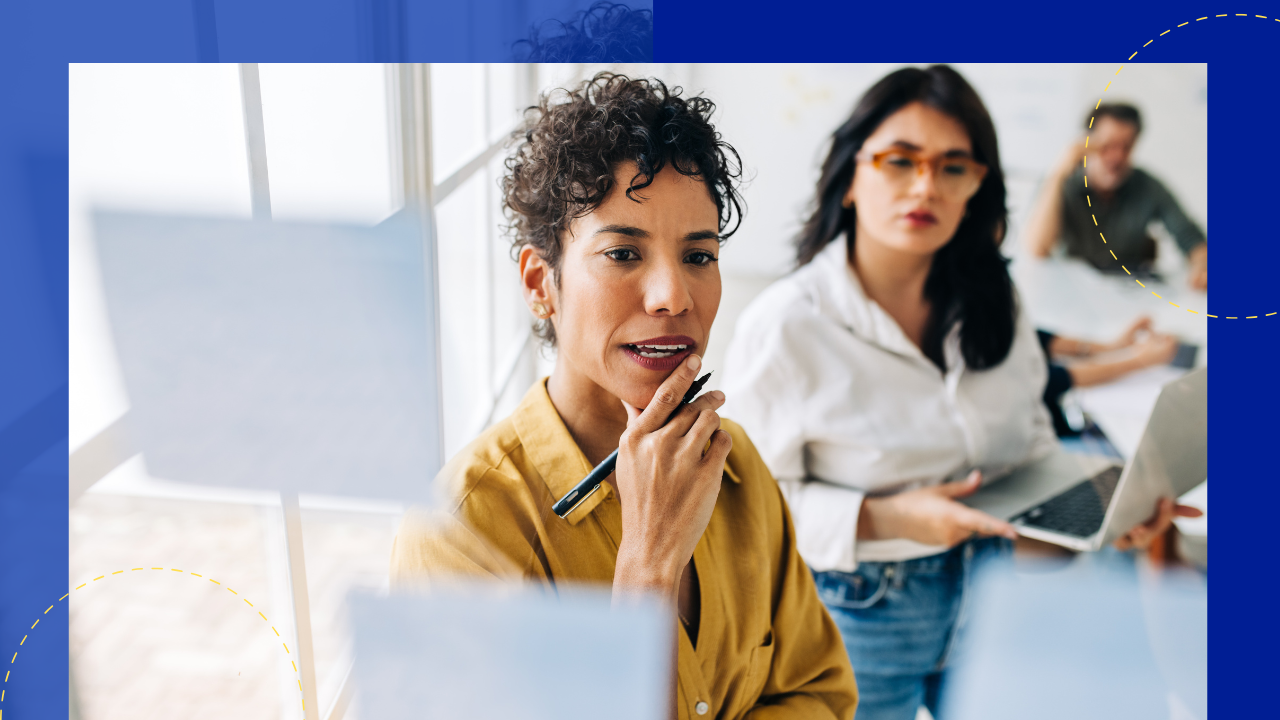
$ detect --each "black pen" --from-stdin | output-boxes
[552,372,713,519]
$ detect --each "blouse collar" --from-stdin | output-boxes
[810,235,964,373]
[510,378,742,526]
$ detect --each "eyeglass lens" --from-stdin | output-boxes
[875,152,984,197]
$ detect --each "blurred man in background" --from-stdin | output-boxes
[1024,103,1207,289]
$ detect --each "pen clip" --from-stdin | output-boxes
[553,482,602,519]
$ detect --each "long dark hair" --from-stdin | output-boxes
[794,65,1015,371]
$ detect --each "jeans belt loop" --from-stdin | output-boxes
[843,566,891,610]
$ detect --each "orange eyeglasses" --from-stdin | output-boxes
[855,149,989,199]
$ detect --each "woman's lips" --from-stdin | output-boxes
[904,210,938,227]
[622,337,696,372]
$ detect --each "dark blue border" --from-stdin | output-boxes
[1,1,1263,718]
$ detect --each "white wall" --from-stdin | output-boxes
[681,64,1207,377]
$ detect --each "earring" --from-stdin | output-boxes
[530,301,551,319]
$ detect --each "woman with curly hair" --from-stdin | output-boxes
[391,73,858,720]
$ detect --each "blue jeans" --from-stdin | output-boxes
[812,537,1013,720]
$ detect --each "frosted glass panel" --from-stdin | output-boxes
[69,63,253,451]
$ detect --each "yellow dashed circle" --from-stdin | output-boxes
[3,568,309,718]
[1082,12,1274,319]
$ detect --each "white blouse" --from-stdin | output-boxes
[721,237,1058,572]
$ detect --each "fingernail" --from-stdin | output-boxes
[711,390,725,402]
[687,354,701,371]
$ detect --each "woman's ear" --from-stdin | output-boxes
[518,245,555,319]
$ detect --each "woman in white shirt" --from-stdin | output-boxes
[722,65,1181,720]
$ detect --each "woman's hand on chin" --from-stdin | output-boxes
[611,354,733,602]
[858,470,1020,548]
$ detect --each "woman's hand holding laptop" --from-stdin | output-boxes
[857,470,1020,548]
[1113,496,1204,552]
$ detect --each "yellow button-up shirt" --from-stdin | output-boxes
[391,379,857,720]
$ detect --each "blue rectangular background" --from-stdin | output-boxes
[1,0,1256,717]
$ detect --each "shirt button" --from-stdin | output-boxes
[695,701,709,715]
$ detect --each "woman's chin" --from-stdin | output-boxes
[883,229,956,256]
[605,374,663,412]
[620,385,662,412]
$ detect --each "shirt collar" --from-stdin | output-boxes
[811,235,932,361]
[510,378,741,526]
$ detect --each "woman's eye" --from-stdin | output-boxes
[605,248,640,262]
[686,251,718,266]
[885,156,916,170]
[942,163,968,176]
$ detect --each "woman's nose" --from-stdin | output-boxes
[644,260,694,316]
[908,163,942,198]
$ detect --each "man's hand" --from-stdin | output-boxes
[1054,138,1088,180]
[1188,243,1207,290]
[1026,139,1088,259]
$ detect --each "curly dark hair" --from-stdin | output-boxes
[513,2,653,63]
[502,72,745,346]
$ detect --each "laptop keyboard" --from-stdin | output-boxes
[1014,466,1124,539]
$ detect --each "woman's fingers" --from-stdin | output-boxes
[961,508,1018,541]
[933,470,982,498]
[629,354,702,434]
[684,408,723,450]
[666,390,726,438]
[621,399,641,423]
[1126,527,1151,549]
[1174,504,1204,518]
[1155,497,1178,531]
[1115,497,1182,551]
[702,428,733,467]
[944,501,1017,543]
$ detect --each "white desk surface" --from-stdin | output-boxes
[1011,255,1208,352]
[1011,256,1208,537]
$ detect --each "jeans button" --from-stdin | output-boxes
[695,701,709,715]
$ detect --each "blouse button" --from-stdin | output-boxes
[695,700,709,715]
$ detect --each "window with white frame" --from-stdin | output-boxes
[66,61,680,720]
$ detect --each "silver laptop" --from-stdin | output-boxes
[961,367,1206,552]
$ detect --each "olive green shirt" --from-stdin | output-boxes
[1060,167,1206,270]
